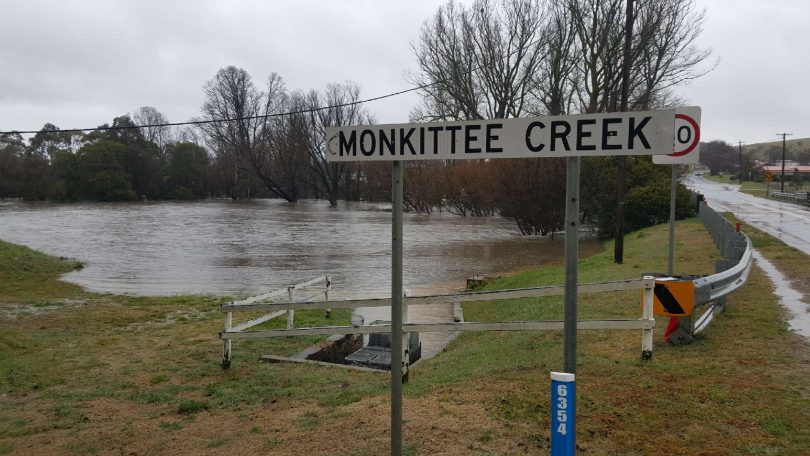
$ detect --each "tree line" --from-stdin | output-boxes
[700,140,810,180]
[0,0,709,238]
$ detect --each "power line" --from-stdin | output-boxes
[1,35,546,136]
[0,85,428,136]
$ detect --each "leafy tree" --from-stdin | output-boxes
[699,141,736,175]
[164,142,211,199]
[0,132,58,199]
[0,133,26,197]
[795,149,810,165]
[29,123,74,159]
[74,141,136,201]
[581,156,694,238]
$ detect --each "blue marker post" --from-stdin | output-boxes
[550,372,575,455]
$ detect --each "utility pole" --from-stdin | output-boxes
[777,133,793,192]
[614,0,635,264]
[737,141,744,182]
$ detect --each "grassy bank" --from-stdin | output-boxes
[1,218,808,455]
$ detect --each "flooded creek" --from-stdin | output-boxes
[0,199,600,297]
[0,199,602,359]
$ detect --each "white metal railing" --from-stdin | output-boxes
[770,191,809,205]
[222,275,331,368]
[220,277,657,367]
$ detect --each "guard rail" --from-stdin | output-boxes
[690,201,754,334]
[770,191,809,205]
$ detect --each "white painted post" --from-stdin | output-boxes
[402,291,410,380]
[287,285,296,330]
[641,276,654,361]
[324,274,332,318]
[223,310,232,369]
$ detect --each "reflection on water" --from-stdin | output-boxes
[0,199,601,298]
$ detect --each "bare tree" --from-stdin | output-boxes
[567,0,713,113]
[133,106,171,155]
[198,66,296,202]
[412,0,712,235]
[565,0,626,113]
[290,82,372,207]
[529,2,579,116]
[266,88,309,202]
[630,0,714,110]
[410,0,547,121]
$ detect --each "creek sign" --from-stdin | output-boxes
[324,107,693,456]
[326,110,676,162]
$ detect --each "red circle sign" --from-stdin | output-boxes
[670,113,700,157]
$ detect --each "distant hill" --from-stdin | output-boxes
[742,137,810,164]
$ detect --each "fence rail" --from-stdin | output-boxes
[222,275,331,369]
[221,277,657,367]
[770,191,809,205]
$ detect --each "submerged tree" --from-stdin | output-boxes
[289,82,373,207]
[198,66,297,202]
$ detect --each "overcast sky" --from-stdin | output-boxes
[1,0,807,144]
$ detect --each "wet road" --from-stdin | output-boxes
[685,174,810,340]
[684,174,810,255]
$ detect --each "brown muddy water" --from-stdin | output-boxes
[0,199,602,359]
[0,199,600,297]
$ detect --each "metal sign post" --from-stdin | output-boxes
[324,107,689,456]
[390,161,404,456]
[563,156,580,375]
[668,164,677,275]
[652,106,702,276]
[560,155,580,453]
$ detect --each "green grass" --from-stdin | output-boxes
[0,218,808,454]
[403,218,809,454]
[0,241,85,302]
[177,400,209,414]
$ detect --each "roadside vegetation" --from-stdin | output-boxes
[698,139,809,190]
[1,216,808,455]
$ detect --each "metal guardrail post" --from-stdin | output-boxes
[641,277,654,360]
[287,285,296,329]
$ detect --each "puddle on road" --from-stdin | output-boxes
[753,250,810,338]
